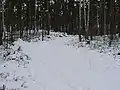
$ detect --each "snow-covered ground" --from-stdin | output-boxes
[0,32,120,90]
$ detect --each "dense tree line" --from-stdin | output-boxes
[0,0,120,44]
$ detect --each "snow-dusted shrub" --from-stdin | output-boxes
[0,39,31,90]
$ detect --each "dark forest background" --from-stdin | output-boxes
[0,0,120,45]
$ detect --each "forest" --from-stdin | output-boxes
[0,0,120,45]
[1,0,120,89]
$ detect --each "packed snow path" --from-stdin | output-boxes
[21,38,120,90]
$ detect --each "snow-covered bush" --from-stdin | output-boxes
[0,39,31,90]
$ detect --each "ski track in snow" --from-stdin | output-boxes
[19,37,120,90]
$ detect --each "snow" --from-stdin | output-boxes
[0,32,120,90]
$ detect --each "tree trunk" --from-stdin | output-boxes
[78,0,82,42]
[97,3,100,35]
[100,0,104,36]
[46,0,50,35]
[110,0,115,40]
[87,0,90,40]
[104,0,107,36]
[83,0,88,40]
[0,0,6,45]
[0,24,3,45]
[34,0,37,35]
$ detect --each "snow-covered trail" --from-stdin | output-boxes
[22,38,120,90]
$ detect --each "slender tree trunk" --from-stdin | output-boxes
[46,0,50,35]
[104,1,107,37]
[109,0,115,46]
[0,0,6,45]
[83,0,87,40]
[10,25,14,42]
[0,23,3,45]
[110,0,115,40]
[42,29,44,41]
[100,0,104,36]
[34,0,37,34]
[78,0,82,42]
[87,0,90,40]
[118,22,120,37]
[18,0,22,38]
[97,3,100,35]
